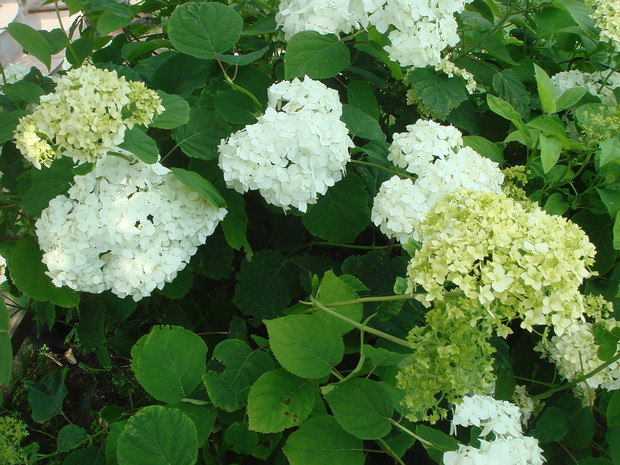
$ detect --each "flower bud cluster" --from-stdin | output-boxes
[372,122,503,243]
[35,156,226,301]
[1,64,30,85]
[14,64,164,169]
[407,190,596,334]
[218,77,353,212]
[444,395,545,465]
[276,0,472,67]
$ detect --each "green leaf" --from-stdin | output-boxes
[540,133,563,173]
[557,0,598,37]
[151,91,190,130]
[169,2,242,60]
[313,270,362,335]
[325,379,394,439]
[414,425,459,462]
[557,87,587,111]
[77,301,106,352]
[341,104,385,140]
[283,415,364,465]
[105,420,126,465]
[216,46,269,66]
[170,167,226,208]
[462,135,504,163]
[233,250,299,319]
[608,391,620,427]
[117,405,198,465]
[132,325,208,403]
[10,236,79,308]
[608,427,620,465]
[118,127,159,164]
[492,69,531,119]
[215,90,258,125]
[101,292,137,322]
[121,39,171,62]
[247,369,316,433]
[598,137,620,169]
[544,192,569,216]
[2,81,45,105]
[167,402,217,445]
[221,189,250,252]
[224,421,258,454]
[285,32,350,80]
[534,64,557,113]
[63,448,106,465]
[487,94,532,146]
[0,110,27,144]
[58,425,87,452]
[531,407,569,443]
[159,267,194,300]
[266,314,344,379]
[172,107,230,160]
[7,23,52,70]
[407,68,468,120]
[347,81,380,120]
[19,157,74,218]
[203,339,274,412]
[97,11,133,35]
[302,173,370,244]
[26,368,68,423]
[0,300,11,385]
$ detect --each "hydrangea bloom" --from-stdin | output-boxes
[407,190,596,335]
[451,394,523,437]
[35,156,226,301]
[587,0,620,48]
[218,77,353,212]
[512,385,539,425]
[551,69,620,106]
[1,64,30,85]
[372,146,503,242]
[0,255,6,285]
[14,64,164,169]
[444,436,545,465]
[537,316,620,403]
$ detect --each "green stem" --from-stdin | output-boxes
[388,419,436,449]
[351,159,415,180]
[215,55,263,113]
[54,0,79,66]
[533,350,620,401]
[377,437,407,465]
[308,297,413,349]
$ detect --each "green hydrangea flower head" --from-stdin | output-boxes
[0,416,28,465]
[407,190,596,336]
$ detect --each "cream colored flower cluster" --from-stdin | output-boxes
[276,0,472,67]
[0,255,6,285]
[435,58,478,93]
[512,385,539,425]
[1,64,30,85]
[14,64,164,169]
[35,156,226,301]
[588,0,620,48]
[536,316,620,404]
[551,69,620,106]
[218,77,353,212]
[444,395,545,465]
[407,190,596,335]
[372,122,503,243]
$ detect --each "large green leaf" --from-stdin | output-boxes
[203,339,274,412]
[118,127,159,164]
[19,157,74,218]
[151,91,190,130]
[407,68,468,119]
[117,405,198,465]
[0,300,11,385]
[26,368,68,423]
[302,173,370,244]
[341,104,385,140]
[169,2,242,60]
[325,378,394,439]
[58,425,87,452]
[462,135,504,163]
[347,81,380,120]
[170,167,226,208]
[487,94,532,146]
[492,69,531,119]
[540,133,563,173]
[172,107,230,160]
[167,402,217,445]
[534,64,557,114]
[0,110,27,145]
[215,90,258,125]
[233,250,299,319]
[247,369,316,433]
[313,270,362,335]
[285,32,350,80]
[531,407,569,443]
[283,415,364,465]
[414,424,459,462]
[131,325,208,403]
[266,314,344,379]
[63,448,106,465]
[77,300,106,352]
[7,23,52,70]
[10,236,79,308]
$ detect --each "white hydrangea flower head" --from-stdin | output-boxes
[276,0,368,39]
[218,77,353,212]
[551,69,620,106]
[435,58,478,93]
[537,317,620,403]
[1,64,30,85]
[14,64,164,169]
[35,156,226,301]
[407,190,596,334]
[587,0,620,48]
[451,394,523,438]
[444,436,545,465]
[512,385,539,425]
[388,119,463,175]
[0,254,6,285]
[372,146,503,242]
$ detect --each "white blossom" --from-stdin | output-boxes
[551,69,620,106]
[36,156,226,301]
[444,436,545,465]
[451,394,523,438]
[218,77,353,212]
[1,64,30,85]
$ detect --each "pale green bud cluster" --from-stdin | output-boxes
[0,416,28,465]
[396,297,496,423]
[407,190,596,336]
[14,64,164,168]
